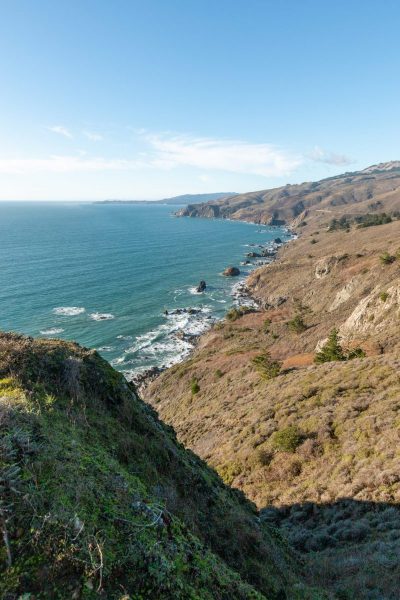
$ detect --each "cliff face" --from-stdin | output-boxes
[147,163,400,598]
[176,162,400,226]
[0,333,323,599]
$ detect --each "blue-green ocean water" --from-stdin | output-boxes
[0,202,289,377]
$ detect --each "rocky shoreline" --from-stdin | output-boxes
[130,231,292,392]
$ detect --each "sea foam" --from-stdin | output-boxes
[53,306,86,316]
[40,327,65,335]
[89,312,115,321]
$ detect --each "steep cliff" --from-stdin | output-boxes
[0,333,324,599]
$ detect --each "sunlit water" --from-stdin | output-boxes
[0,202,290,377]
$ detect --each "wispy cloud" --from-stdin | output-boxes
[143,133,302,177]
[309,146,352,166]
[0,156,146,174]
[48,125,73,139]
[83,130,103,141]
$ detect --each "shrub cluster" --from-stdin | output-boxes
[252,352,282,379]
[225,306,255,321]
[315,329,365,363]
[380,252,396,265]
[271,426,302,453]
[287,315,308,334]
[329,212,395,232]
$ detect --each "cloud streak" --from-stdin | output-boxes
[0,132,351,179]
[48,125,73,139]
[0,156,146,174]
[309,146,352,166]
[83,130,103,141]
[144,133,302,177]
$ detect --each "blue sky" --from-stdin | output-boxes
[1,0,399,200]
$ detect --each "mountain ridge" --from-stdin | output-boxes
[175,161,400,225]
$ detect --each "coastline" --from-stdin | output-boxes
[130,220,296,393]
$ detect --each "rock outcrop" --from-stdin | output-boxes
[340,281,400,340]
[223,266,240,276]
[196,280,207,292]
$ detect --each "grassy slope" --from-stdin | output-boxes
[0,333,326,599]
[146,175,400,598]
[177,164,400,225]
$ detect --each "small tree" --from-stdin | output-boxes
[287,315,307,334]
[252,352,281,379]
[315,329,345,363]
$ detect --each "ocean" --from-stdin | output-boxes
[0,202,289,377]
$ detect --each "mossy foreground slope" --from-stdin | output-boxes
[0,333,324,599]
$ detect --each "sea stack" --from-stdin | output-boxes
[223,266,240,277]
[196,280,207,292]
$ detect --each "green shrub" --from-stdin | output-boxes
[215,369,223,379]
[217,461,242,485]
[287,315,307,334]
[347,347,366,360]
[328,216,351,231]
[271,426,301,453]
[380,291,389,302]
[252,352,281,380]
[225,306,254,321]
[191,378,200,394]
[263,318,271,333]
[310,238,318,244]
[315,329,365,363]
[356,212,392,228]
[380,252,396,265]
[315,329,345,363]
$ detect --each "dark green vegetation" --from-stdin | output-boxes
[252,353,282,380]
[314,329,365,364]
[0,333,325,599]
[226,306,255,322]
[328,212,395,231]
[287,316,308,334]
[380,251,396,265]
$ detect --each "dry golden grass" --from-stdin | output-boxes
[145,209,400,599]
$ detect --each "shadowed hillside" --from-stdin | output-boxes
[0,333,325,599]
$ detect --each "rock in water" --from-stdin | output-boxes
[223,266,240,277]
[196,280,206,292]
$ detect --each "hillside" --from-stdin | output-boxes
[176,162,400,226]
[0,333,325,599]
[146,162,400,599]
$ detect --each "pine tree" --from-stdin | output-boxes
[315,328,345,363]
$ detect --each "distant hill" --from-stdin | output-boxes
[176,161,400,225]
[96,192,237,205]
[161,192,237,204]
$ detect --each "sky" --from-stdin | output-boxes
[1,0,400,200]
